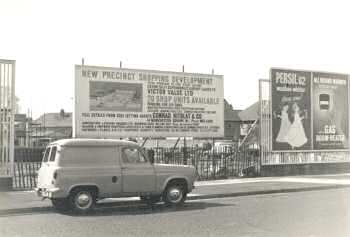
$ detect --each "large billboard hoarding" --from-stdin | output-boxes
[271,68,349,151]
[74,65,224,138]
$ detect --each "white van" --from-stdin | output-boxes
[35,139,196,214]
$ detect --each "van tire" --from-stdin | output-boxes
[69,188,96,214]
[51,198,70,212]
[163,182,187,207]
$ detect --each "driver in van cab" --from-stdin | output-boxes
[123,148,139,163]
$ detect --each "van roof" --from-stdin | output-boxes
[49,138,138,147]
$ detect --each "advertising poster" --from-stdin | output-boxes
[74,65,224,138]
[89,81,143,112]
[312,72,349,149]
[271,69,312,150]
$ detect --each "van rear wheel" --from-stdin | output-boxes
[69,189,96,214]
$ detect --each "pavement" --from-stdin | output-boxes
[1,174,350,212]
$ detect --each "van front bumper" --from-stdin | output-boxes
[35,187,61,199]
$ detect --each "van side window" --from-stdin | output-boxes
[122,148,146,164]
[49,146,57,162]
[43,147,51,162]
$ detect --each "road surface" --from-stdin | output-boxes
[0,186,349,237]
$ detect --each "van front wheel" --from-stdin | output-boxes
[69,189,96,214]
[163,183,186,207]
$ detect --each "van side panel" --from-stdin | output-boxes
[57,146,122,198]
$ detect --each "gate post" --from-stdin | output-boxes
[9,61,15,179]
[259,79,271,177]
[0,59,15,191]
[257,79,263,176]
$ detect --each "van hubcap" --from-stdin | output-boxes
[76,192,91,208]
[168,187,182,203]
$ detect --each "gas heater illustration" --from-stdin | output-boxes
[319,94,330,110]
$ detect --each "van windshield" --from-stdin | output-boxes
[42,147,51,162]
[49,146,57,162]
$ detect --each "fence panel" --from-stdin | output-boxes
[152,146,259,180]
[13,147,43,190]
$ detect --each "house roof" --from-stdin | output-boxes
[34,112,72,128]
[238,101,259,121]
[31,127,72,138]
[225,109,241,121]
[224,100,241,121]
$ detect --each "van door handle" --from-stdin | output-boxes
[121,167,127,170]
[112,176,118,183]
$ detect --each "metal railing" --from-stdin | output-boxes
[13,147,44,190]
[152,146,260,180]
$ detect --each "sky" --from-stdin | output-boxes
[1,0,350,118]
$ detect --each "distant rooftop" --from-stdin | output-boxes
[238,101,259,121]
[224,100,241,121]
[34,111,72,127]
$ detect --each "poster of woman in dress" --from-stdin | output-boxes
[275,103,291,143]
[271,69,312,150]
[273,101,309,149]
[285,102,308,148]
